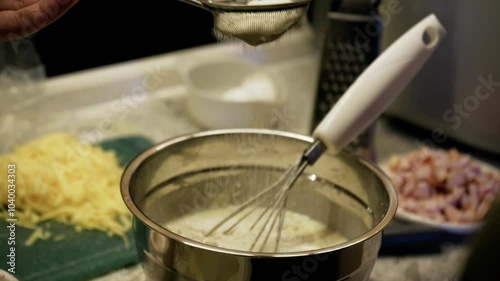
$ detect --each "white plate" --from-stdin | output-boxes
[395,207,481,235]
[379,153,499,235]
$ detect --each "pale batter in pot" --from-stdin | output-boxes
[164,206,347,253]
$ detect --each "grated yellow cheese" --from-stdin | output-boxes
[0,132,132,246]
[25,227,51,246]
[53,234,65,241]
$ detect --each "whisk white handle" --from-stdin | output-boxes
[312,14,446,154]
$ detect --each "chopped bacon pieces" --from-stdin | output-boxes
[387,148,500,224]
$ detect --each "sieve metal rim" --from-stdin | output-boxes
[199,0,311,11]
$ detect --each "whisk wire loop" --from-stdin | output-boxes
[205,141,326,252]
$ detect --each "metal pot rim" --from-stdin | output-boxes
[120,128,398,258]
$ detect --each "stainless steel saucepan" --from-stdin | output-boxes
[121,129,397,281]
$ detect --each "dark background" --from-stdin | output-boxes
[32,1,217,77]
[32,1,317,77]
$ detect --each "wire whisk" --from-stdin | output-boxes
[204,14,446,252]
[206,141,326,252]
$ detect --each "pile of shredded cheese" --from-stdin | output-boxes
[0,132,132,246]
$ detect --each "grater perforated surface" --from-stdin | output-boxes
[316,40,374,115]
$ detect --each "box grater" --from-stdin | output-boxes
[312,0,382,161]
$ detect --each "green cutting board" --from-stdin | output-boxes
[0,136,154,281]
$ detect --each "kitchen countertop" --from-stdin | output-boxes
[2,25,487,281]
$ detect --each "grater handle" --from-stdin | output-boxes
[312,14,447,154]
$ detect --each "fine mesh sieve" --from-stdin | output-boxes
[212,7,307,46]
[179,0,311,46]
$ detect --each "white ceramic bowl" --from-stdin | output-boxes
[181,58,286,129]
